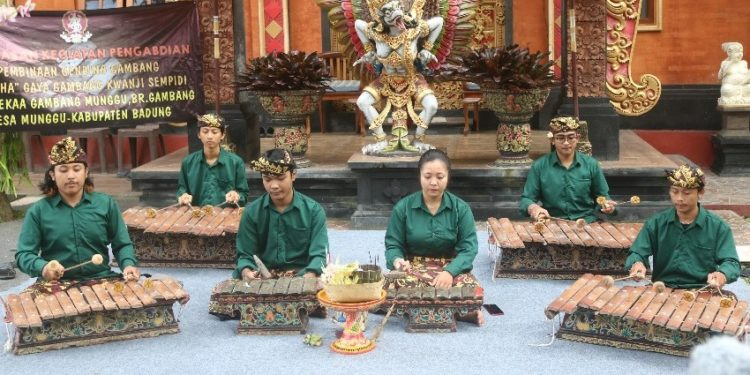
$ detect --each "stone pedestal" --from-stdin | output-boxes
[712,105,750,176]
[348,154,421,229]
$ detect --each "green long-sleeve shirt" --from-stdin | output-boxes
[385,191,478,276]
[519,151,611,223]
[624,205,740,289]
[176,149,250,206]
[233,190,328,278]
[16,192,138,280]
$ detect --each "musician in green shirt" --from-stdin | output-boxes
[625,164,740,289]
[385,149,482,323]
[234,149,328,280]
[176,114,249,207]
[519,117,616,223]
[15,137,140,282]
[385,150,478,282]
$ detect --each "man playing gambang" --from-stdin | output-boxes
[233,148,328,280]
[626,164,740,289]
[16,137,140,287]
[176,113,249,207]
[519,116,616,223]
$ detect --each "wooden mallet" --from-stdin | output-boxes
[534,217,586,233]
[63,254,104,272]
[600,276,665,292]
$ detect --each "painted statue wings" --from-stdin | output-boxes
[315,0,480,69]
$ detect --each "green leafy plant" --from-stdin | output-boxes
[236,51,331,91]
[0,133,30,222]
[0,133,28,197]
[434,44,557,92]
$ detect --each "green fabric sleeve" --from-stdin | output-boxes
[234,160,249,207]
[715,224,741,284]
[300,204,328,276]
[108,197,138,269]
[234,206,259,278]
[625,219,654,271]
[518,163,541,218]
[443,203,478,276]
[384,201,408,270]
[176,158,190,201]
[15,205,46,278]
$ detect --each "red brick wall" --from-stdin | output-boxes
[631,0,750,84]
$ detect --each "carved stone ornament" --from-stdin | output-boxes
[717,42,750,106]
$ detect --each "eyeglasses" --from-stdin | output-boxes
[553,134,578,143]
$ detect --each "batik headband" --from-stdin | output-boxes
[666,164,705,189]
[547,116,580,138]
[250,150,295,175]
[197,113,225,129]
[48,136,86,165]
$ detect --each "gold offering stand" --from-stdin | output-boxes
[316,290,386,355]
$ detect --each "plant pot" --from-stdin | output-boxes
[482,88,550,166]
[251,89,322,168]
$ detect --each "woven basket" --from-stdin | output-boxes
[323,279,385,303]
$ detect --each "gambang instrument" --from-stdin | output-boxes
[488,218,643,279]
[2,278,189,355]
[544,273,749,356]
[122,205,242,268]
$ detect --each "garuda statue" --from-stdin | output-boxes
[354,0,443,155]
[315,0,480,156]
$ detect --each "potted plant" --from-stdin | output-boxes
[436,44,556,165]
[236,51,331,167]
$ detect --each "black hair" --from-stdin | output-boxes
[38,163,95,196]
[418,149,451,172]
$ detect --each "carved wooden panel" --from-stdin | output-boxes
[551,0,661,114]
[569,0,606,98]
[469,0,506,49]
[198,0,236,105]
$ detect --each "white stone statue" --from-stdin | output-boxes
[354,0,443,155]
[718,42,750,105]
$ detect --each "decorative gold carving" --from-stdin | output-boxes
[198,0,236,105]
[605,0,661,116]
[429,81,464,110]
[469,1,505,50]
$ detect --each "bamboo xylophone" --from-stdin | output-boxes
[2,278,189,355]
[122,205,242,268]
[488,218,643,279]
[544,273,749,356]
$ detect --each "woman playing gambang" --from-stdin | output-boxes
[384,149,483,324]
